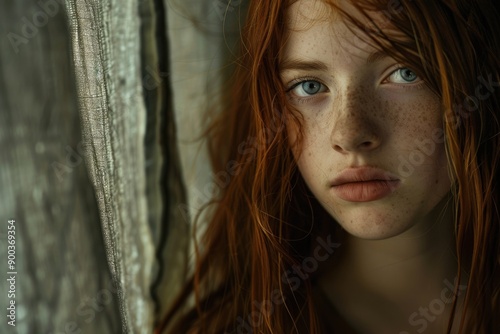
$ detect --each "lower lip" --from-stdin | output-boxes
[332,180,400,202]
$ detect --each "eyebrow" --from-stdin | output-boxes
[366,50,389,64]
[279,51,389,72]
[279,59,329,72]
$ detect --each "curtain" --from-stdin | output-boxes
[0,0,245,333]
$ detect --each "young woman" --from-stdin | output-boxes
[156,0,500,333]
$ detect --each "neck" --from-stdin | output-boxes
[319,192,465,332]
[346,192,457,295]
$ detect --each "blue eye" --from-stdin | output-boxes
[290,80,326,97]
[399,68,418,82]
[388,68,419,84]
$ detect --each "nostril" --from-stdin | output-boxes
[360,141,374,148]
[333,144,343,152]
[331,127,382,153]
[360,137,382,149]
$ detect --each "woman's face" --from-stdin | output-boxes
[282,0,452,240]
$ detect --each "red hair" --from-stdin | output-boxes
[156,0,500,333]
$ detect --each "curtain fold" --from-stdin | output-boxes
[0,0,123,333]
[64,0,155,332]
[0,0,246,332]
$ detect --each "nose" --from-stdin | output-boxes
[330,90,382,153]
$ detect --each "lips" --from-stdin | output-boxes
[330,167,400,202]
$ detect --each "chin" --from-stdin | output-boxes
[341,225,411,241]
[330,209,416,241]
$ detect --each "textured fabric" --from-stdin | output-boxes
[0,0,243,332]
[167,0,247,222]
[158,0,248,320]
[0,1,122,333]
[64,0,155,332]
[155,0,249,320]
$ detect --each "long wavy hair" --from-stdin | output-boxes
[156,0,500,333]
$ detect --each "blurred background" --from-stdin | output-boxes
[0,0,247,332]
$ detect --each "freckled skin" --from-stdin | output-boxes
[282,0,452,240]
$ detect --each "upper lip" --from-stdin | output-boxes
[330,167,400,186]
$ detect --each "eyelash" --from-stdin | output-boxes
[285,67,425,104]
[286,76,328,104]
[383,66,424,88]
[286,76,324,91]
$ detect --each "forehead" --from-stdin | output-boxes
[282,0,403,65]
[283,0,372,63]
[286,0,338,28]
[286,0,393,31]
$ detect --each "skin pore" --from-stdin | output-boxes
[281,0,464,332]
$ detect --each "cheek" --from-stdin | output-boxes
[285,109,325,187]
[286,123,319,186]
[391,93,443,149]
[393,97,452,186]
